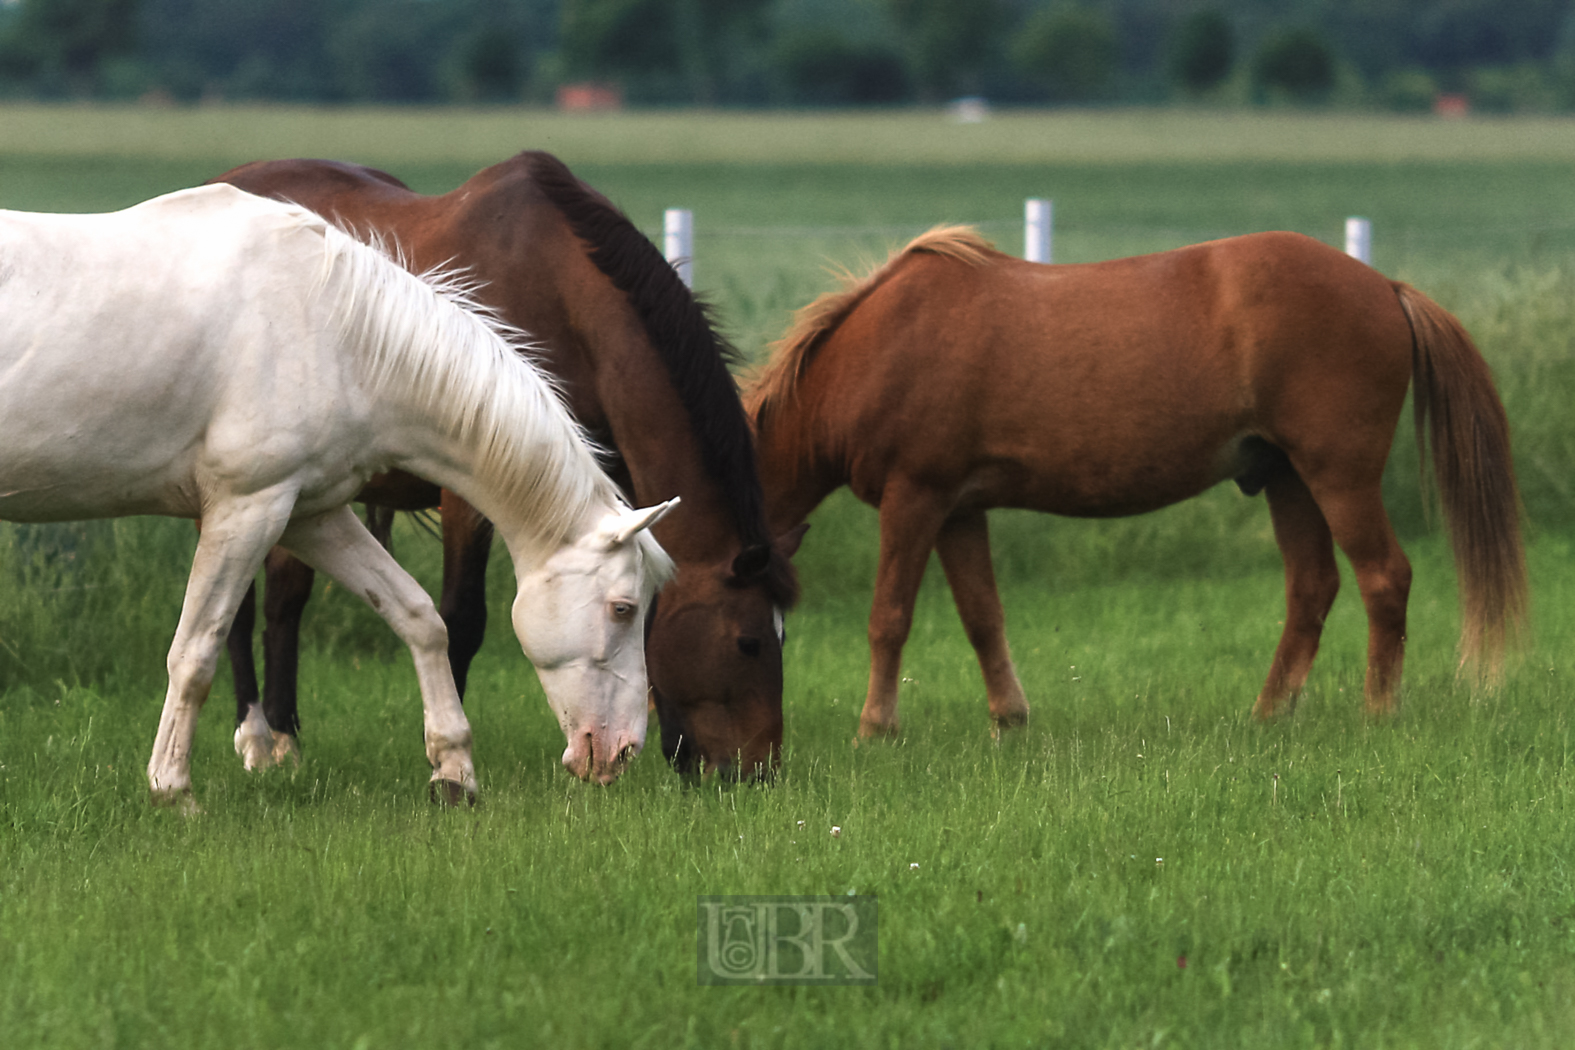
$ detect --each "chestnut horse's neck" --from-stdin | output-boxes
[749,396,849,539]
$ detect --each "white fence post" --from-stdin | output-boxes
[1025,198,1053,263]
[1344,217,1371,265]
[664,208,694,287]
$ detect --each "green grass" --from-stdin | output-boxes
[3,106,1575,1047]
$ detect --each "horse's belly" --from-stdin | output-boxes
[971,438,1240,519]
[0,454,206,522]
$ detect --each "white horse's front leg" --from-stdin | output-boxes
[149,491,297,812]
[280,505,476,804]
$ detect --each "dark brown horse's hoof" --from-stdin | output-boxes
[429,779,477,807]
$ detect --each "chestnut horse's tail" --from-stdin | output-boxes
[1394,282,1527,679]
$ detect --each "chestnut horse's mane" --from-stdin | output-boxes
[522,151,798,605]
[746,225,1000,429]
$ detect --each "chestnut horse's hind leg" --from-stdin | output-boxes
[1316,486,1411,715]
[935,509,1030,733]
[280,505,476,803]
[438,490,494,699]
[861,478,951,738]
[1253,469,1341,719]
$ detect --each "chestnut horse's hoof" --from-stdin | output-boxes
[1250,695,1297,721]
[856,718,901,740]
[429,778,477,807]
[990,705,1030,737]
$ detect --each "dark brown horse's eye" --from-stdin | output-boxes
[737,636,762,657]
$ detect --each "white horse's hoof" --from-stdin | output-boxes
[149,787,201,815]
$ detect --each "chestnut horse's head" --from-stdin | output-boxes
[646,526,806,780]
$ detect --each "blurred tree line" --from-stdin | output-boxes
[3,0,1575,111]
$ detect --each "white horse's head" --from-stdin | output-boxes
[512,499,677,784]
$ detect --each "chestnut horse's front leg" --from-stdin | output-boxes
[860,477,950,738]
[935,509,1029,733]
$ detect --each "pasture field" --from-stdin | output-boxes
[3,106,1575,1048]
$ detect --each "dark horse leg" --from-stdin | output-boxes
[226,580,263,761]
[935,509,1030,733]
[438,490,494,698]
[236,504,395,767]
[365,504,396,552]
[258,547,316,763]
[229,546,315,769]
[860,477,951,738]
[1253,468,1341,719]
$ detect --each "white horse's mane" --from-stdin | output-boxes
[307,218,673,588]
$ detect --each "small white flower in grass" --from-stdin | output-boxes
[830,826,842,838]
[796,820,805,828]
[1156,857,1164,867]
[910,863,919,870]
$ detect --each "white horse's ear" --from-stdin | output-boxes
[599,497,680,547]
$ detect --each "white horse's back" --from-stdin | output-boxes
[0,186,370,522]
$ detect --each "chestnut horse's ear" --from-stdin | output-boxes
[776,522,810,560]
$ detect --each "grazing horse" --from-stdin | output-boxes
[211,152,798,779]
[746,227,1526,736]
[0,184,676,809]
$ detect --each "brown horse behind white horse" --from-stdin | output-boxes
[747,227,1525,736]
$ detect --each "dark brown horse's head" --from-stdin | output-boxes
[646,528,805,780]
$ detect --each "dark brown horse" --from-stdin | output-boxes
[747,227,1526,735]
[212,151,801,777]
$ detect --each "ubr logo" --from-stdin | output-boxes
[697,896,878,985]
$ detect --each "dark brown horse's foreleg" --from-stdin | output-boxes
[439,490,494,699]
[1253,471,1340,720]
[935,510,1029,732]
[1316,487,1412,715]
[861,480,950,738]
[227,580,260,723]
[260,547,316,756]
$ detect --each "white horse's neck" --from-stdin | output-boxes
[316,220,623,573]
[381,428,606,575]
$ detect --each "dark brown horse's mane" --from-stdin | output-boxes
[522,151,797,606]
[746,225,999,430]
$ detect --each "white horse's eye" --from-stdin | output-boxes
[611,601,636,621]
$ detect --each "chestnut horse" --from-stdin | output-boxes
[747,227,1526,736]
[213,152,798,778]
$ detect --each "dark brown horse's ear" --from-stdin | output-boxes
[731,544,772,581]
[776,522,810,560]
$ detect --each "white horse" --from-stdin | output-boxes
[0,184,677,810]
